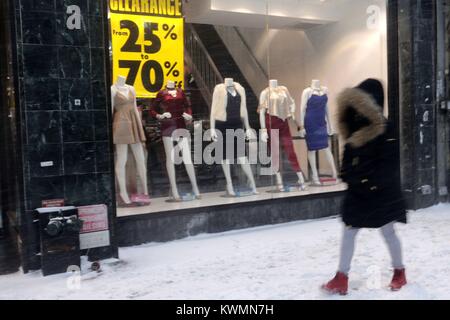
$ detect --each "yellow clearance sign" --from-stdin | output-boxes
[109,0,184,98]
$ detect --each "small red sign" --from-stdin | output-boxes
[78,205,109,234]
[42,199,65,208]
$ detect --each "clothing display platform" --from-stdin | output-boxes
[116,183,347,246]
[117,183,347,217]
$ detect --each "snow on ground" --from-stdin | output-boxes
[1,204,449,300]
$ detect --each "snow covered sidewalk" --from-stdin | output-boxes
[1,204,449,300]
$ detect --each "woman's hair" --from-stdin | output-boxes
[356,78,385,110]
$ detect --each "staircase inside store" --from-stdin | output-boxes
[188,23,260,128]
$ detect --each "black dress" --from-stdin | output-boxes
[215,91,245,160]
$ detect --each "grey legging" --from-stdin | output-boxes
[338,222,404,275]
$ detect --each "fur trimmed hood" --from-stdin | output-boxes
[337,87,386,148]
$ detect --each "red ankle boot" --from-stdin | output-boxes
[389,268,407,291]
[322,272,348,296]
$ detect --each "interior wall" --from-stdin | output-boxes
[236,0,388,124]
[302,0,388,120]
[236,28,308,109]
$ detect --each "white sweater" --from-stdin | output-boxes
[210,83,249,126]
[258,86,296,121]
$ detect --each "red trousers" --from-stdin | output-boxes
[266,114,301,173]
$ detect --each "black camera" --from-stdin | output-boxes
[45,214,83,237]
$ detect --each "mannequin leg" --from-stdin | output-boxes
[162,137,181,200]
[296,172,306,191]
[276,172,285,192]
[324,147,338,179]
[115,144,131,204]
[279,121,305,190]
[130,143,149,195]
[237,156,258,194]
[308,151,321,185]
[179,137,201,197]
[221,159,236,196]
[280,120,301,173]
[266,120,282,191]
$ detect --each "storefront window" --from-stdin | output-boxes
[108,0,388,216]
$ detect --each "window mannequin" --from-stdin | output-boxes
[259,79,306,191]
[299,80,338,186]
[111,75,149,205]
[150,80,200,201]
[210,78,258,196]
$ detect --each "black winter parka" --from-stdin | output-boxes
[336,85,407,228]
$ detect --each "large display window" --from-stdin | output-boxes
[109,0,388,216]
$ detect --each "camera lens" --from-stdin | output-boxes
[45,220,63,237]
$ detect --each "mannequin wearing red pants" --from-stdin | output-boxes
[259,80,306,191]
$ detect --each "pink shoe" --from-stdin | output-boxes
[130,194,151,205]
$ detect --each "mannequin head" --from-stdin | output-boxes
[166,80,176,90]
[311,80,321,89]
[269,79,278,88]
[116,75,127,87]
[224,78,234,87]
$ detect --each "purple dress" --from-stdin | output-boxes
[305,94,329,151]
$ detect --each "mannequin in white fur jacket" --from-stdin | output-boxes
[210,78,257,196]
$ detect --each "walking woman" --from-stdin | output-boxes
[322,79,407,295]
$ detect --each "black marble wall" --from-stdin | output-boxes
[398,0,439,209]
[13,0,117,272]
[0,0,21,275]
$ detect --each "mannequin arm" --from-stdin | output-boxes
[259,108,269,142]
[325,104,334,135]
[210,86,219,141]
[241,89,251,131]
[258,89,268,129]
[321,87,333,135]
[149,91,168,119]
[298,89,310,137]
[259,107,267,130]
[130,87,145,124]
[209,117,217,141]
[299,89,310,129]
[130,87,146,146]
